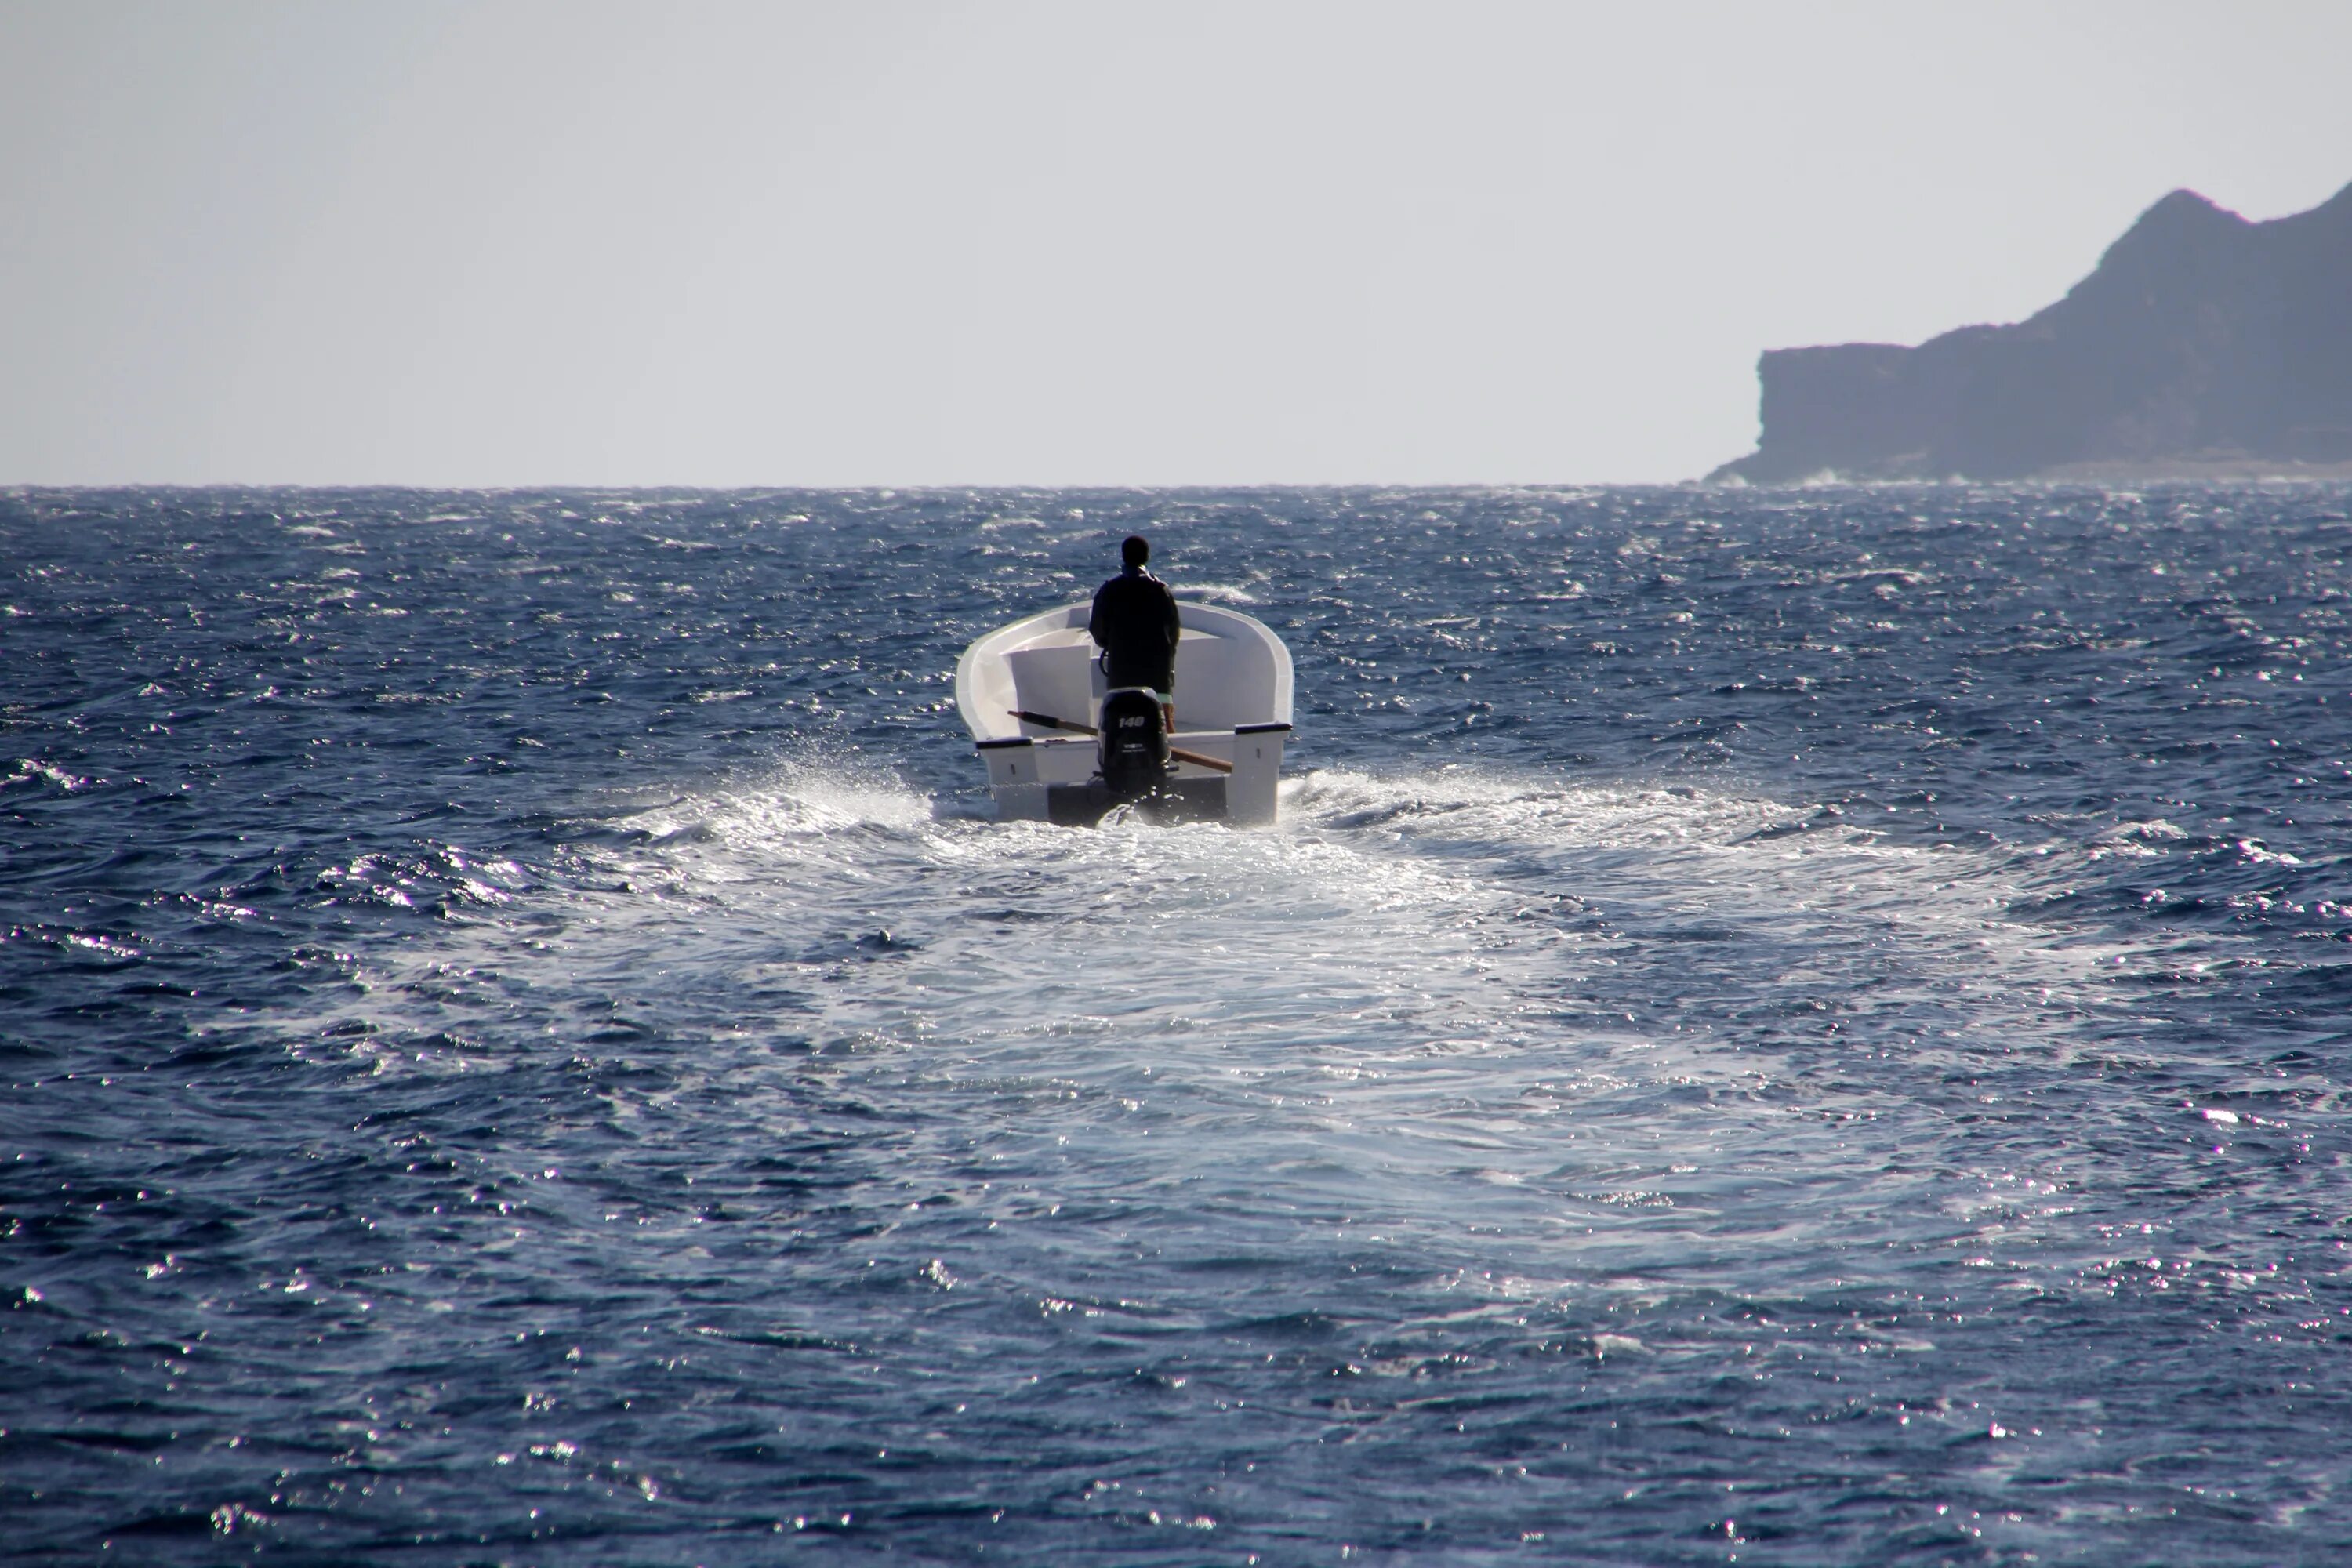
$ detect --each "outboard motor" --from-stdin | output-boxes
[1097,687,1169,801]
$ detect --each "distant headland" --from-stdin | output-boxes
[1711,180,2352,483]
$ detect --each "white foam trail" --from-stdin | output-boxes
[285,755,2176,1210]
[1278,765,2199,1081]
[626,760,935,855]
[240,752,2227,1327]
[369,760,2152,1073]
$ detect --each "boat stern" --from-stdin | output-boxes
[1224,722,1290,826]
[977,722,1290,826]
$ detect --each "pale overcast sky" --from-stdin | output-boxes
[4,1,2349,486]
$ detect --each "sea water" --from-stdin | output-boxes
[4,485,2349,1563]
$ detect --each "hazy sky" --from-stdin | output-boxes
[5,2,2349,486]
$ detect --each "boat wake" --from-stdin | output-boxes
[283,755,2162,1123]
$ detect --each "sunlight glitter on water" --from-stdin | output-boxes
[7,484,2350,1563]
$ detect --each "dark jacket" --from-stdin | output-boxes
[1088,566,1181,692]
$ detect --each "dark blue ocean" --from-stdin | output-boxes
[5,485,2350,1564]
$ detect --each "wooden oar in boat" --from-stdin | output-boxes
[1008,709,1235,774]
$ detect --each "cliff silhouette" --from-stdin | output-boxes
[1712,180,2352,482]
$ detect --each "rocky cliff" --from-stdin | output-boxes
[1711,180,2352,482]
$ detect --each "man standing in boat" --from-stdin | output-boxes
[1089,534,1181,729]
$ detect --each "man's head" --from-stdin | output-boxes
[1122,535,1149,569]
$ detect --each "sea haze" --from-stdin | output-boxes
[4,485,2349,1564]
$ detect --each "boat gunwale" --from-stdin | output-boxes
[954,599,1294,743]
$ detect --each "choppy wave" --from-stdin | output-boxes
[4,483,2350,1563]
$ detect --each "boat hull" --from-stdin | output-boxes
[959,601,1294,827]
[1044,776,1229,827]
[976,720,1292,826]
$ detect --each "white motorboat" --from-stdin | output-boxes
[955,601,1294,826]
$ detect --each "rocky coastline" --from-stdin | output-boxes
[1711,181,2352,484]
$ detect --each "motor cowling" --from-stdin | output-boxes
[1097,687,1168,800]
